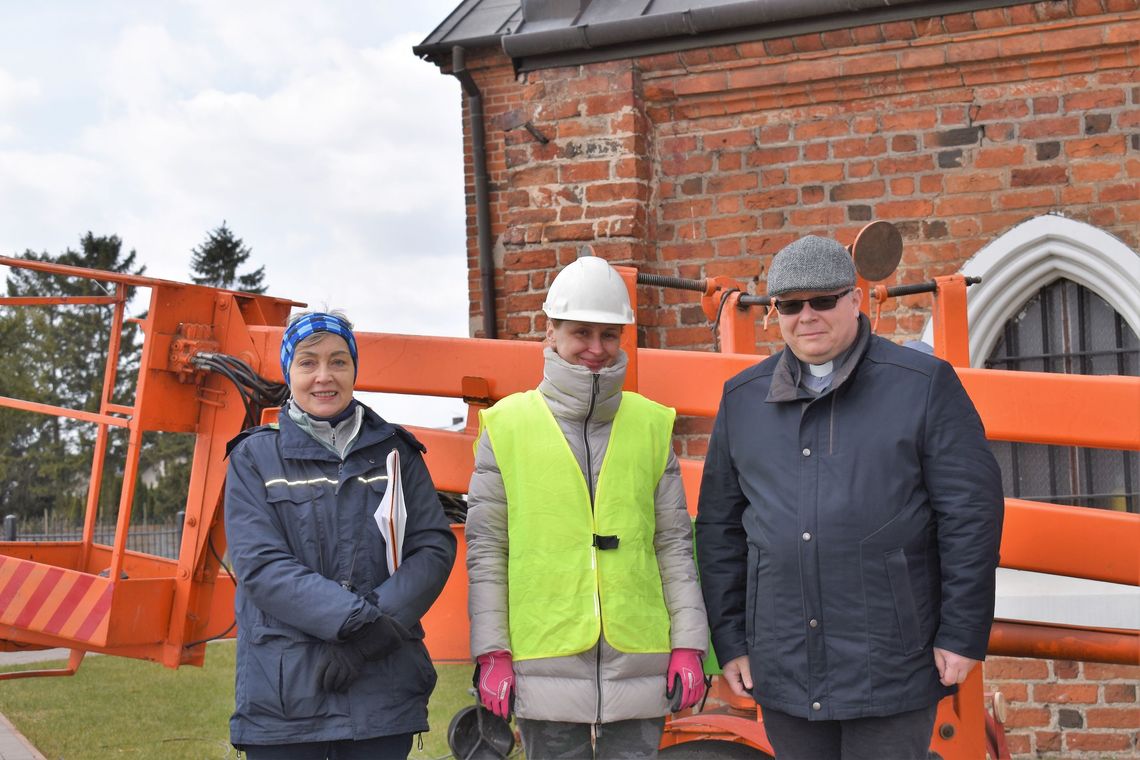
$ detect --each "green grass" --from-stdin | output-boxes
[0,644,479,760]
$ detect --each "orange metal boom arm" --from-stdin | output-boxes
[0,256,1136,679]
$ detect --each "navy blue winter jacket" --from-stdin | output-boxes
[225,403,456,746]
[696,319,1003,720]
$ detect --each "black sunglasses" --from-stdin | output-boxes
[773,288,854,315]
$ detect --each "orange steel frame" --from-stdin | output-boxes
[0,257,1136,759]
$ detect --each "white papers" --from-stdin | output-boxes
[373,449,406,576]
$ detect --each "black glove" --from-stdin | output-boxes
[351,615,409,660]
[316,615,411,693]
[317,643,366,692]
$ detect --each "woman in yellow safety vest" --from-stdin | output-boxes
[466,256,709,759]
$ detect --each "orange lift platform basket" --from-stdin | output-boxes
[0,224,1137,759]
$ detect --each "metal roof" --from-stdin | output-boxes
[414,0,522,61]
[415,0,1029,71]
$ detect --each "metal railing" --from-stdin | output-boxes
[2,512,185,560]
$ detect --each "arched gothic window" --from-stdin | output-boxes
[984,279,1139,512]
[920,214,1140,514]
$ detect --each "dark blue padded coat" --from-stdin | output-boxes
[696,318,1003,721]
[225,403,456,746]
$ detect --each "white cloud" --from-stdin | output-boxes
[190,0,346,79]
[0,2,470,427]
[102,23,214,109]
[0,68,41,142]
[0,67,39,109]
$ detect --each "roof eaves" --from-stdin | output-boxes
[415,0,1033,72]
[414,0,522,64]
[521,0,1034,73]
[414,34,509,62]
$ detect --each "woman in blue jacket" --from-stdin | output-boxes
[225,311,456,760]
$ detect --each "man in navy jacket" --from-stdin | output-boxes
[696,236,1003,760]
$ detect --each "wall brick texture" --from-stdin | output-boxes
[452,0,1138,456]
[446,7,1139,754]
[986,657,1140,758]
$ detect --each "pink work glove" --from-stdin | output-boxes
[475,650,515,719]
[666,648,706,712]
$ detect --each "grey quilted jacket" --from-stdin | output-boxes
[466,348,708,723]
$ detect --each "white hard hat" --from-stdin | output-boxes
[542,256,635,324]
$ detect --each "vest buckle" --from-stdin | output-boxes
[592,534,620,550]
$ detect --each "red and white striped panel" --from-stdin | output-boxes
[0,556,112,647]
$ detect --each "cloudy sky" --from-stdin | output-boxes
[0,1,469,426]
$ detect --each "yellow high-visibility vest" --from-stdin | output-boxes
[480,389,675,661]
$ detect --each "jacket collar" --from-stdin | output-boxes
[538,346,626,423]
[767,314,872,403]
[287,400,363,459]
[278,400,395,460]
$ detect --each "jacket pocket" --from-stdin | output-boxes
[235,637,281,719]
[264,483,323,569]
[745,539,783,701]
[884,548,922,655]
[361,476,392,588]
[745,544,758,645]
[745,541,777,647]
[238,635,334,722]
[279,642,334,720]
[265,482,319,506]
[356,638,437,710]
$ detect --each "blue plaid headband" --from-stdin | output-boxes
[280,313,359,385]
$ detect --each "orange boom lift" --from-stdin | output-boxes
[0,223,1136,759]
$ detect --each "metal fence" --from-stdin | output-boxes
[2,512,185,560]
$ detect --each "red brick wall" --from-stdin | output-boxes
[986,657,1140,757]
[455,1,1138,349]
[444,5,1139,755]
[453,0,1138,457]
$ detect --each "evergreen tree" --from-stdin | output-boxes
[0,234,144,521]
[189,222,266,293]
[0,315,39,515]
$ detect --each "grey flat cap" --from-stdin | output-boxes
[766,235,856,297]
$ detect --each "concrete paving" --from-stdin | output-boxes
[0,649,68,760]
[0,713,45,760]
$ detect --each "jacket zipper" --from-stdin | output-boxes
[334,460,349,589]
[584,374,599,511]
[293,416,389,595]
[584,373,604,724]
[594,640,603,726]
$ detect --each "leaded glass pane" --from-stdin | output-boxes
[984,279,1138,513]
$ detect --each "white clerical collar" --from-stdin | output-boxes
[807,360,834,378]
